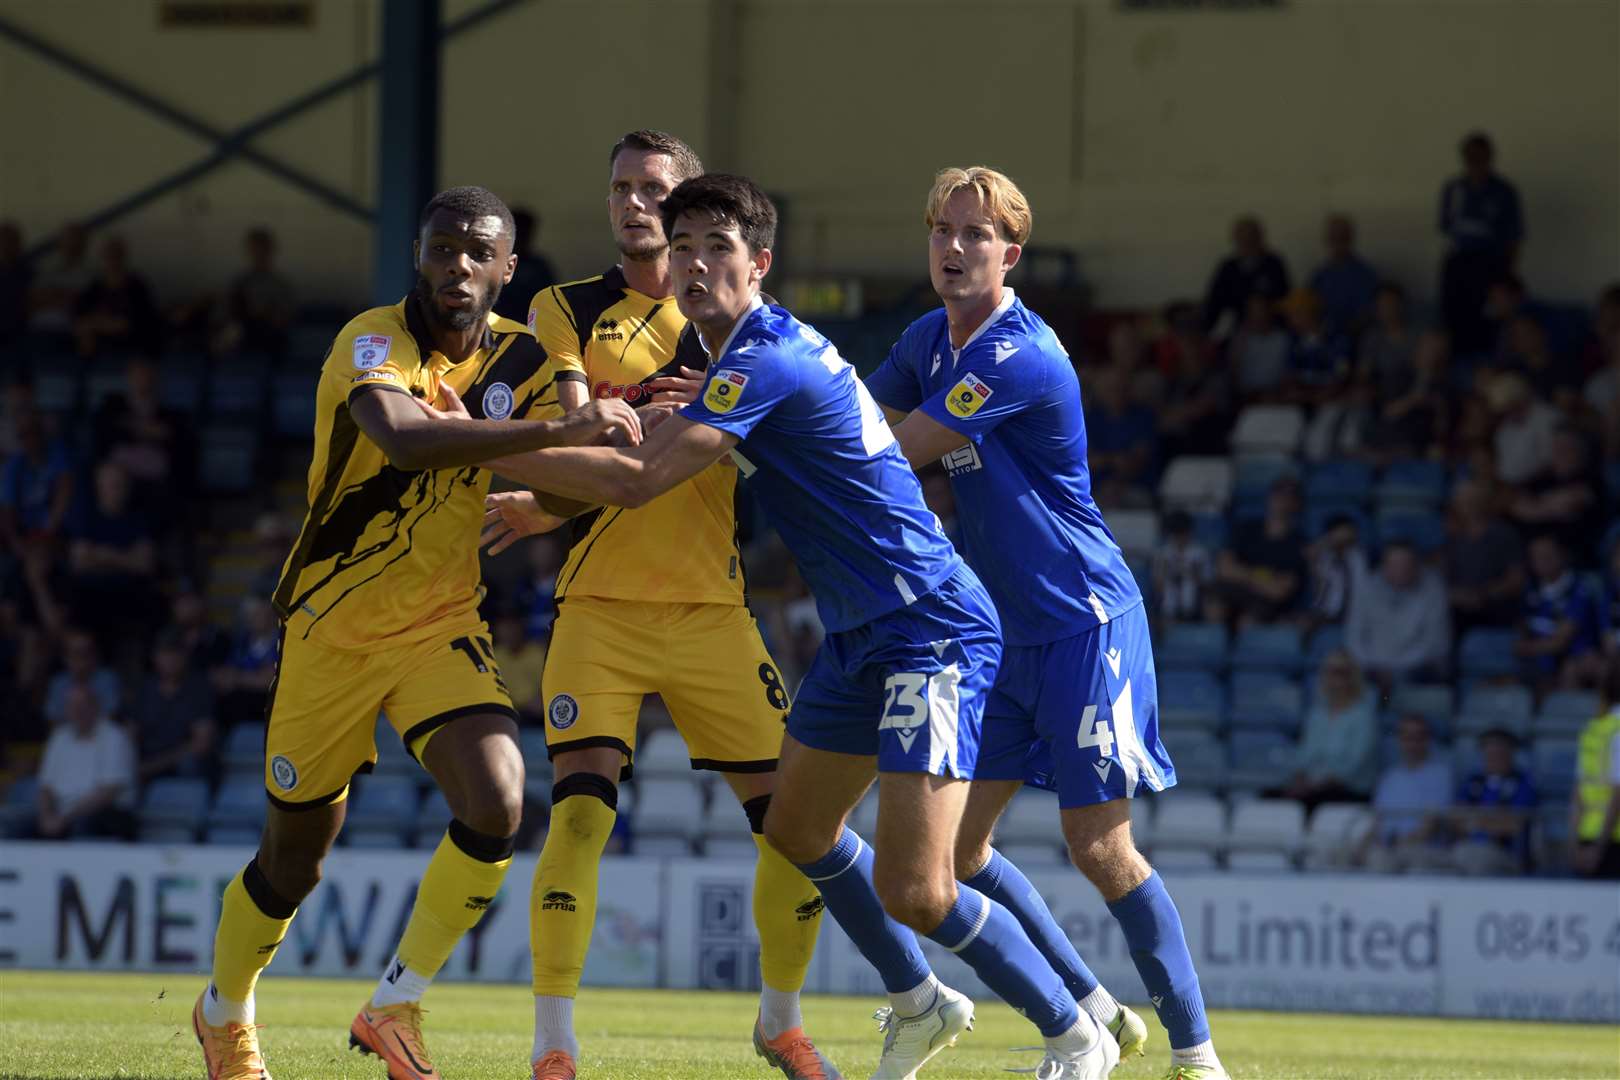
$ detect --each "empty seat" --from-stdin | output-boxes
[208,362,270,416]
[1108,509,1160,560]
[0,777,40,838]
[1376,460,1447,509]
[1226,730,1296,792]
[1457,629,1519,679]
[634,729,694,780]
[1230,405,1305,458]
[1159,457,1234,514]
[1153,793,1228,850]
[630,778,705,842]
[1227,799,1306,855]
[209,779,267,831]
[1532,739,1578,801]
[1152,849,1220,873]
[1391,683,1455,726]
[1305,626,1346,667]
[633,835,696,857]
[158,357,205,412]
[994,790,1059,846]
[1304,803,1374,868]
[1229,673,1303,732]
[221,723,265,775]
[1156,623,1229,672]
[1374,510,1445,553]
[1233,457,1299,503]
[1159,670,1226,733]
[1168,730,1227,791]
[413,791,455,848]
[1538,691,1600,736]
[1225,851,1297,872]
[345,776,419,833]
[1128,797,1156,849]
[207,825,263,847]
[847,788,880,839]
[999,840,1066,866]
[272,373,317,438]
[700,796,753,849]
[1230,625,1305,673]
[1458,685,1534,737]
[372,718,419,778]
[198,428,260,494]
[34,370,79,412]
[139,777,211,835]
[1305,460,1373,505]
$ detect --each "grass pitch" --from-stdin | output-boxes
[0,970,1615,1079]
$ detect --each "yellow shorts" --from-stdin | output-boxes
[541,598,788,776]
[264,623,517,809]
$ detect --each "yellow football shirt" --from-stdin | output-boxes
[527,268,745,606]
[273,294,556,651]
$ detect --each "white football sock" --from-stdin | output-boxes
[1077,985,1121,1028]
[887,973,941,1018]
[1045,1011,1100,1058]
[201,983,252,1026]
[533,994,580,1061]
[1172,1040,1222,1068]
[370,953,432,1007]
[759,985,803,1039]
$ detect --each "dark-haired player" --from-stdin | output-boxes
[192,186,640,1080]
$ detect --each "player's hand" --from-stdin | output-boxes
[413,382,472,421]
[482,490,567,554]
[641,402,681,433]
[644,366,705,405]
[564,399,643,447]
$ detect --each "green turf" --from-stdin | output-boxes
[0,970,1615,1078]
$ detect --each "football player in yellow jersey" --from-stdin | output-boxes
[192,186,642,1080]
[484,131,833,1080]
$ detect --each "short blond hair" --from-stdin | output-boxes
[925,166,1033,245]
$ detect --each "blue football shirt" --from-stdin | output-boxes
[867,290,1141,646]
[680,297,961,633]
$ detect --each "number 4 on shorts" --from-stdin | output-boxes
[1077,704,1114,758]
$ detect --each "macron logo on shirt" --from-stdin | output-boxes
[991,341,1018,365]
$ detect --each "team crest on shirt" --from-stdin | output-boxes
[549,693,579,730]
[270,755,298,791]
[526,306,538,334]
[353,334,392,370]
[483,381,515,421]
[704,371,749,413]
[945,372,993,418]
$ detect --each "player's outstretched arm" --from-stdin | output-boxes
[887,409,971,469]
[352,383,641,471]
[485,415,736,509]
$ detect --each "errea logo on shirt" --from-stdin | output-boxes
[353,334,391,370]
[945,372,993,418]
[704,370,749,413]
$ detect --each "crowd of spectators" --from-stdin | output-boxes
[1,136,1615,879]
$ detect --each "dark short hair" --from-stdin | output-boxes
[661,174,778,255]
[1324,512,1358,533]
[1478,726,1520,749]
[1375,280,1406,301]
[1461,131,1494,157]
[417,185,515,243]
[609,130,704,184]
[1165,509,1192,535]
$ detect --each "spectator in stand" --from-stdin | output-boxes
[31,682,136,840]
[1355,714,1454,873]
[1273,649,1380,811]
[1202,214,1290,337]
[493,207,559,324]
[491,610,547,724]
[1229,293,1292,402]
[0,407,76,562]
[1497,315,1582,409]
[1438,132,1523,355]
[1304,513,1365,631]
[220,226,295,357]
[1204,475,1307,628]
[1344,539,1451,689]
[1446,477,1525,631]
[1509,427,1603,565]
[1084,363,1158,507]
[214,595,279,726]
[1151,510,1212,624]
[1358,284,1419,402]
[42,627,121,726]
[1450,727,1537,876]
[1579,283,1620,373]
[1602,535,1620,659]
[65,460,160,644]
[1486,373,1560,487]
[1581,315,1619,457]
[72,236,161,359]
[1309,213,1379,338]
[0,221,29,346]
[245,512,295,599]
[28,222,94,335]
[126,629,216,783]
[1571,659,1620,879]
[1368,330,1450,463]
[1280,287,1354,406]
[1516,533,1604,691]
[166,581,231,670]
[511,532,565,643]
[92,356,196,527]
[1154,301,1232,457]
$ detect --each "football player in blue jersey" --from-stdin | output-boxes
[461,173,1115,1080]
[866,167,1228,1080]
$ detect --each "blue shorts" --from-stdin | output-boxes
[977,602,1177,807]
[788,565,1001,776]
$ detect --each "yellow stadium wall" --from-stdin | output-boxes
[3,0,1615,316]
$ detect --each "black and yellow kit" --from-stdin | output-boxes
[527,269,788,773]
[265,295,552,808]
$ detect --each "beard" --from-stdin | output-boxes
[617,231,667,263]
[415,273,499,332]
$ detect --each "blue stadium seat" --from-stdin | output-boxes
[1305,460,1373,506]
[0,777,41,837]
[1458,628,1519,679]
[1230,625,1305,673]
[209,778,268,832]
[1233,458,1298,504]
[1191,513,1228,552]
[413,791,455,848]
[1169,730,1227,791]
[207,826,263,846]
[1158,670,1226,733]
[221,723,265,775]
[1229,672,1303,732]
[344,776,419,834]
[1390,683,1455,733]
[1374,509,1446,553]
[158,356,205,412]
[1458,685,1534,737]
[1537,690,1600,737]
[1305,625,1346,667]
[1226,730,1295,792]
[139,777,211,835]
[1156,623,1228,672]
[1303,503,1369,542]
[208,360,270,416]
[1375,459,1448,509]
[1532,738,1578,802]
[272,374,317,438]
[198,427,260,493]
